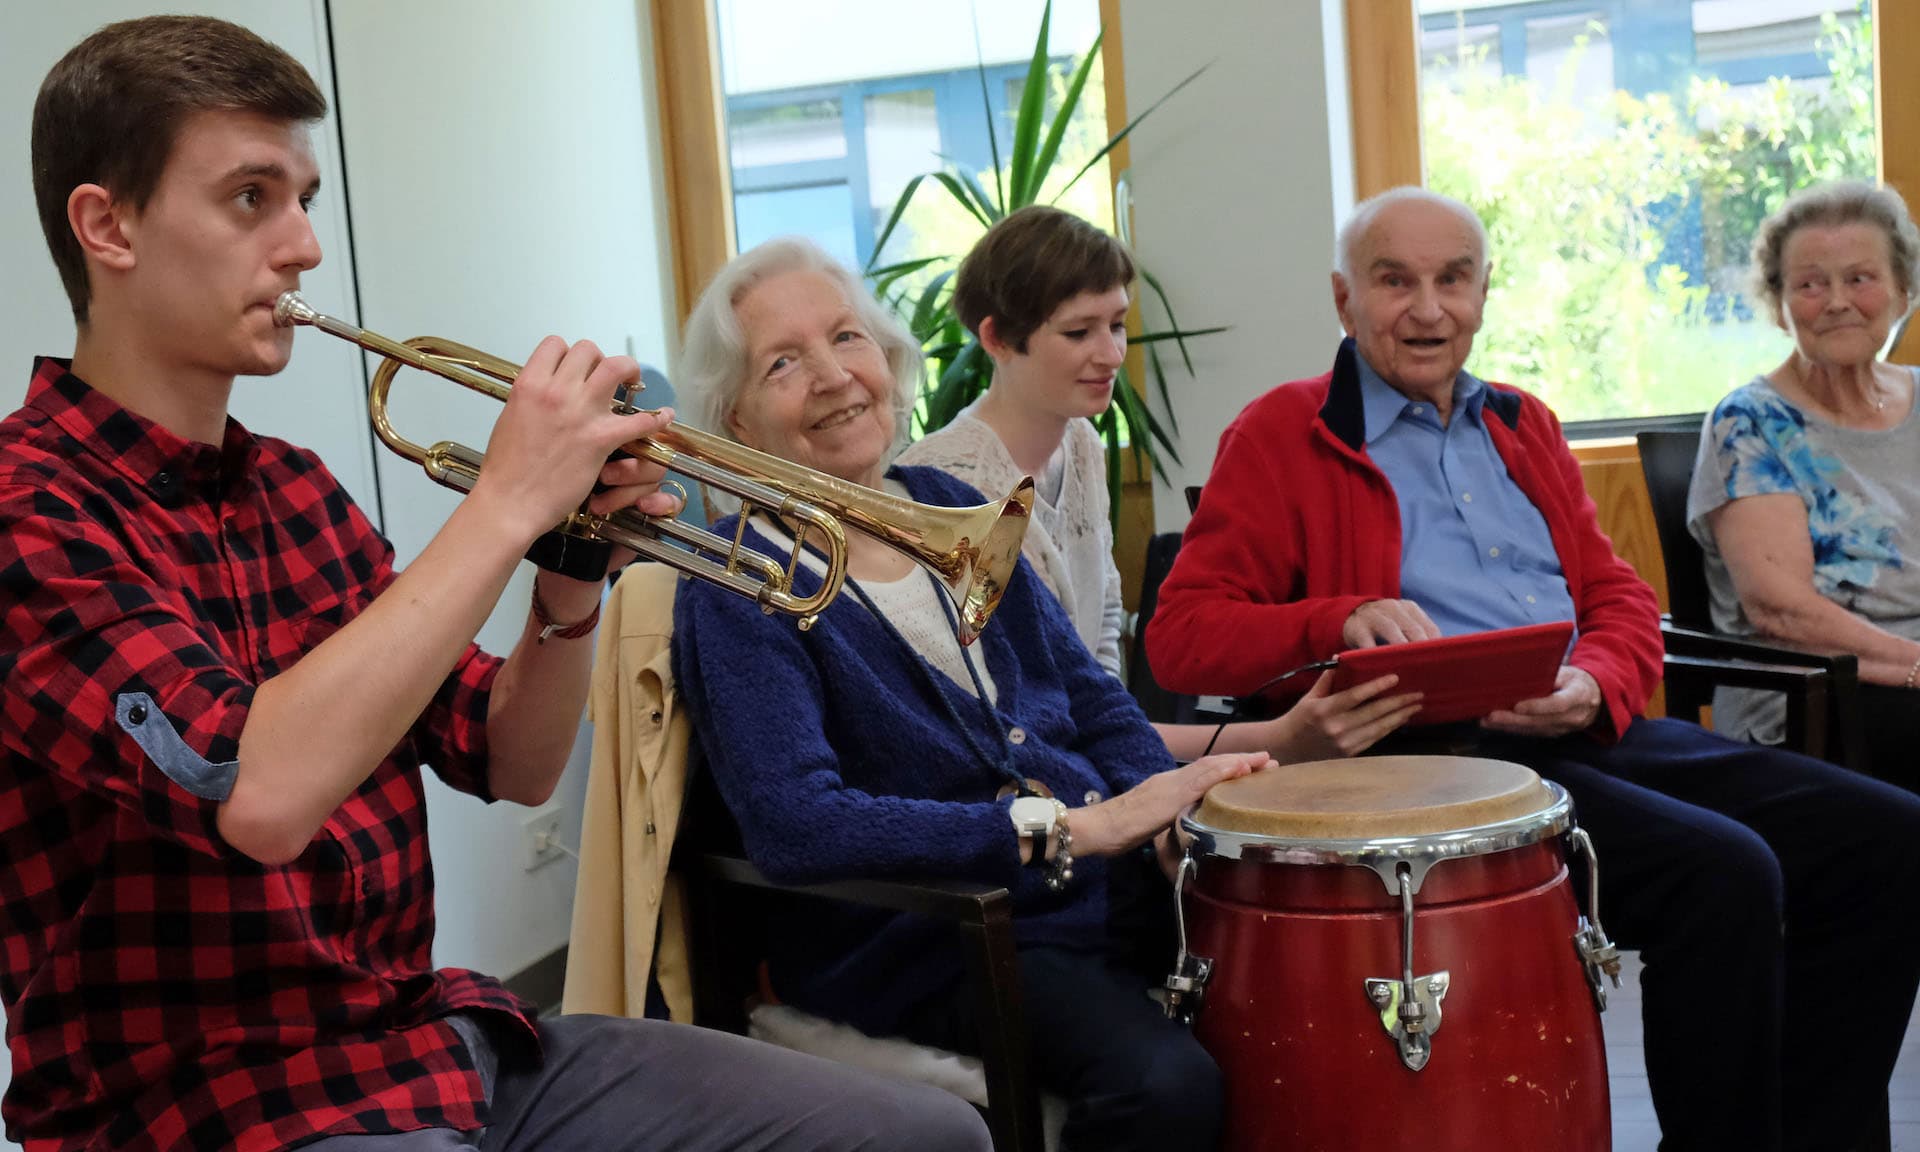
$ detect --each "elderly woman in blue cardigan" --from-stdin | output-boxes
[671,237,1273,1152]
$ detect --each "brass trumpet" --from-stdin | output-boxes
[273,292,1034,642]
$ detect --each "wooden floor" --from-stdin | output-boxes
[1606,951,1920,1150]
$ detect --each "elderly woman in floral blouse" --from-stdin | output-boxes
[1688,180,1920,786]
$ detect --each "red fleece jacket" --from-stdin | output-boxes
[1147,339,1663,743]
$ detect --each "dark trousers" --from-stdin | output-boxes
[1857,683,1920,792]
[1387,717,1920,1152]
[897,941,1223,1152]
[297,1014,991,1152]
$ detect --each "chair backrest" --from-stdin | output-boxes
[1126,531,1203,724]
[1635,428,1713,630]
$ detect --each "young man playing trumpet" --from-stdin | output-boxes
[0,15,988,1151]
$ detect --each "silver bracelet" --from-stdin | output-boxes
[1044,803,1075,892]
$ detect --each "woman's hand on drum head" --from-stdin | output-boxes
[1073,753,1273,859]
[1267,670,1422,762]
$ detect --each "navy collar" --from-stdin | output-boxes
[1320,337,1519,453]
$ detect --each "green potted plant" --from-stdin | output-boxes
[865,1,1220,519]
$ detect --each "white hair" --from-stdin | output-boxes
[1334,186,1490,282]
[678,236,922,452]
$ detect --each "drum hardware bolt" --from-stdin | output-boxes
[1163,853,1214,1025]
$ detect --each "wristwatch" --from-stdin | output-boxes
[1009,795,1060,863]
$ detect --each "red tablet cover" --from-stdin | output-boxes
[1330,621,1576,726]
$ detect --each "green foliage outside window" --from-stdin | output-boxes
[1426,9,1876,422]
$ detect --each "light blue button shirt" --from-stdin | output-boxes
[1357,354,1576,637]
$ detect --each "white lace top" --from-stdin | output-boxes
[896,405,1124,675]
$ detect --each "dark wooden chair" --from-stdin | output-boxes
[1636,429,1867,772]
[673,757,1046,1152]
[1127,531,1210,725]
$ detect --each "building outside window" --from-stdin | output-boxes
[1416,0,1875,423]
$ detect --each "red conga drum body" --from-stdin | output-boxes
[1178,757,1613,1152]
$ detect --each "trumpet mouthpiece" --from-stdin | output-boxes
[273,291,317,328]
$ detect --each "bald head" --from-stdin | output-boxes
[1336,187,1488,283]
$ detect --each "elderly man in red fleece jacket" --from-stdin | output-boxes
[1149,186,1920,1152]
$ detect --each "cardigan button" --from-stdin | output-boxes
[649,709,663,725]
[1084,790,1102,805]
[1007,727,1026,745]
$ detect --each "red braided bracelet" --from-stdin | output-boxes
[531,582,601,644]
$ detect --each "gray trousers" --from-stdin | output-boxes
[297,1013,990,1152]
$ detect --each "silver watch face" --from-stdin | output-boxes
[1009,795,1055,831]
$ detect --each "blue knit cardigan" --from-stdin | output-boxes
[673,465,1174,1034]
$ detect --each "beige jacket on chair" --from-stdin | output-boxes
[562,563,694,1021]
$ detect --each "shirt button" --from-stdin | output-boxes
[1411,405,1425,415]
[643,821,656,835]
[1526,595,1537,604]
[360,876,375,896]
[649,709,663,725]
[1008,727,1027,745]
[1083,790,1102,805]
[1461,492,1473,503]
[127,702,148,725]
[1489,547,1501,558]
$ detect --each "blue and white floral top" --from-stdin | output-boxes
[1687,370,1920,743]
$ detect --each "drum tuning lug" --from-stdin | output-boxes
[1567,827,1623,1012]
[1163,854,1213,1025]
[1163,955,1214,1025]
[1364,972,1448,1072]
[1574,919,1623,1011]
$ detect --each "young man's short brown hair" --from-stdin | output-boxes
[31,15,328,324]
[951,205,1135,353]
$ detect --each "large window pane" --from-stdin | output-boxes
[713,0,1107,271]
[728,99,847,169]
[864,89,942,244]
[1416,0,1875,422]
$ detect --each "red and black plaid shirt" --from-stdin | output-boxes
[0,359,537,1151]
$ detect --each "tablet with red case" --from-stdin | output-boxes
[1329,620,1576,726]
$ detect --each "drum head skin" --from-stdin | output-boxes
[1195,756,1554,839]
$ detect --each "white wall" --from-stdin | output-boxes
[326,0,676,977]
[1117,0,1356,529]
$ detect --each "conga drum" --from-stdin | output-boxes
[1167,756,1620,1151]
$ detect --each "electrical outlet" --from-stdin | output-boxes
[521,808,566,872]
